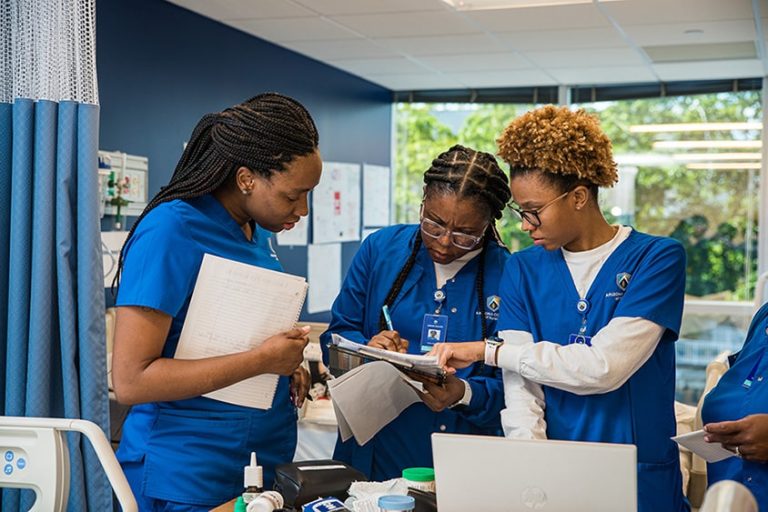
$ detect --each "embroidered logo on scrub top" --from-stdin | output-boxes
[616,272,631,291]
[483,295,501,320]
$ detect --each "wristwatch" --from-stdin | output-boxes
[484,337,504,367]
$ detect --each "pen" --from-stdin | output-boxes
[382,304,394,331]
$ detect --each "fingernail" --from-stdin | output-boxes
[300,325,311,332]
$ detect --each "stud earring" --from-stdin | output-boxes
[242,188,250,195]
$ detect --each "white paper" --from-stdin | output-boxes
[276,216,308,246]
[307,243,341,313]
[101,231,128,287]
[672,429,737,463]
[175,254,308,409]
[312,162,361,244]
[328,361,423,445]
[362,164,391,227]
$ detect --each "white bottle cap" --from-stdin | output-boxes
[244,451,263,489]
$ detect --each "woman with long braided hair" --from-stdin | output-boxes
[111,93,322,511]
[319,144,511,480]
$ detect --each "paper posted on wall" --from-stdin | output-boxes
[175,254,308,409]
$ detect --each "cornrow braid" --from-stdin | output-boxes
[379,233,423,331]
[113,92,319,291]
[379,145,511,340]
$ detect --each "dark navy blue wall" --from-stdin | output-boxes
[97,0,392,321]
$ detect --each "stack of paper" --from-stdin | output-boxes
[672,429,736,462]
[175,254,308,409]
[329,361,425,445]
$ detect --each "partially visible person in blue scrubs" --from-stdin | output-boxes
[702,302,768,509]
[320,145,511,481]
[432,106,689,512]
[111,93,322,511]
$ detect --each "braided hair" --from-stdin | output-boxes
[379,145,511,340]
[113,92,319,289]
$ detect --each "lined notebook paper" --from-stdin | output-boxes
[175,253,308,409]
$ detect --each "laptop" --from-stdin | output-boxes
[432,433,637,512]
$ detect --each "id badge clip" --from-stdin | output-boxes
[420,314,448,353]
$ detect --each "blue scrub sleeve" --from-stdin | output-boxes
[116,211,203,317]
[614,239,686,339]
[496,256,529,333]
[320,238,374,364]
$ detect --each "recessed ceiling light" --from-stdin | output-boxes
[630,122,762,133]
[672,152,762,161]
[653,141,762,149]
[441,0,622,10]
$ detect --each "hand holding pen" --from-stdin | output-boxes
[367,305,409,353]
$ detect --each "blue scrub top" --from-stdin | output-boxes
[702,302,768,509]
[115,194,297,507]
[320,225,509,481]
[497,230,688,512]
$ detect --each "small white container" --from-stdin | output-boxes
[401,467,435,493]
[378,495,415,512]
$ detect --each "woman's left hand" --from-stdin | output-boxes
[704,414,768,462]
[290,366,311,408]
[412,374,467,413]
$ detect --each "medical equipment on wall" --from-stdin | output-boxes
[0,416,137,512]
[98,150,149,223]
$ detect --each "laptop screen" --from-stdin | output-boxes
[432,433,637,512]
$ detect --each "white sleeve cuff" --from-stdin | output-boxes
[496,330,534,372]
[449,379,473,408]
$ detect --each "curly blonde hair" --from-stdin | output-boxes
[497,105,618,188]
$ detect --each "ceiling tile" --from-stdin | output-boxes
[375,34,506,56]
[167,0,314,20]
[461,3,609,32]
[282,39,400,60]
[365,73,468,90]
[549,65,657,84]
[496,27,627,51]
[446,69,558,87]
[225,17,359,42]
[603,0,754,25]
[625,20,757,46]
[652,59,764,81]
[329,11,476,38]
[415,52,532,71]
[292,0,447,16]
[329,57,434,74]
[524,47,645,67]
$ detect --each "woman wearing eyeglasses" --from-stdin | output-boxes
[319,145,511,480]
[431,107,688,512]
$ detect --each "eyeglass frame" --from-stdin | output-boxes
[419,204,488,250]
[507,189,571,228]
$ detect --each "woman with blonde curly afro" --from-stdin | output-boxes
[431,105,689,512]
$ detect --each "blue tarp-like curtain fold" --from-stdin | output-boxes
[0,98,110,511]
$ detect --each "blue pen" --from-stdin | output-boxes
[382,304,394,331]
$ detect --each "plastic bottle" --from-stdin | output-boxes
[401,467,436,493]
[378,495,416,512]
[243,452,263,503]
[246,490,284,512]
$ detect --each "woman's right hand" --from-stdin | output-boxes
[368,330,409,353]
[258,326,311,375]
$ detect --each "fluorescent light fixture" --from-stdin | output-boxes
[686,162,762,170]
[653,140,762,149]
[440,0,622,10]
[672,152,762,161]
[630,122,762,133]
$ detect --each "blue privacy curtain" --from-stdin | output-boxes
[0,1,112,511]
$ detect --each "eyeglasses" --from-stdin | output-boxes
[420,215,486,250]
[507,190,570,228]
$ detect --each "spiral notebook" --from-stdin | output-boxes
[175,253,308,409]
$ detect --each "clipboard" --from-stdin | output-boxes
[328,343,447,386]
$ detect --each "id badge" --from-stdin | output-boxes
[568,333,592,347]
[420,314,448,353]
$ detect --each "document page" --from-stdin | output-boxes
[672,429,736,463]
[175,254,308,409]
